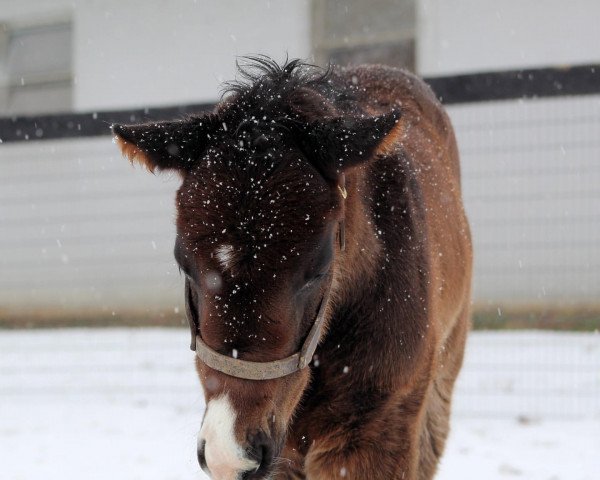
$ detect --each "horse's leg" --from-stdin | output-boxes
[299,313,469,480]
[417,307,470,480]
[301,383,432,480]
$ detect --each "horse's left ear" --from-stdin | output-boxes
[297,109,401,181]
[112,115,219,173]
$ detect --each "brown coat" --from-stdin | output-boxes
[289,65,472,480]
[113,59,472,480]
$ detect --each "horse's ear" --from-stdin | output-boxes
[296,109,401,181]
[112,115,218,173]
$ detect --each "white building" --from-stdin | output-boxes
[1,0,599,323]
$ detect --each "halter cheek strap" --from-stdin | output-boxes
[188,174,346,380]
[337,172,347,251]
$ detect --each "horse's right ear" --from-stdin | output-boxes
[112,115,219,173]
[291,110,401,182]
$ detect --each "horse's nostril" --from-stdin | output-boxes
[242,434,274,480]
[197,440,208,471]
[256,443,268,469]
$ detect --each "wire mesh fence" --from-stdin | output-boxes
[449,93,600,305]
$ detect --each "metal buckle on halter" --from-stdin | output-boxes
[187,174,347,380]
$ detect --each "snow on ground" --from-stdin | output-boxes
[1,329,599,479]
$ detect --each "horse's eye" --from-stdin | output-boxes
[179,264,198,285]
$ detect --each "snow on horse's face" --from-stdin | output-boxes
[112,59,398,480]
[175,139,340,480]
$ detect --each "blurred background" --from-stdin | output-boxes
[1,1,599,479]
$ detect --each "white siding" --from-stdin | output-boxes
[0,137,182,313]
[448,94,600,303]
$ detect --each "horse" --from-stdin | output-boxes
[112,57,472,480]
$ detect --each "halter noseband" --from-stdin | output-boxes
[187,174,347,381]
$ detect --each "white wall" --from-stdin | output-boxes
[4,0,600,105]
[0,137,182,316]
[74,0,311,110]
[417,0,600,75]
[448,94,600,304]
[0,0,311,111]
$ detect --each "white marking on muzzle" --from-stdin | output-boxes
[199,394,258,480]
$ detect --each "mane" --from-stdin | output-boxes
[222,55,333,98]
[215,56,344,126]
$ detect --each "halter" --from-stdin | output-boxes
[186,174,347,381]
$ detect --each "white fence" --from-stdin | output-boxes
[453,94,600,304]
[0,137,181,315]
[1,94,600,316]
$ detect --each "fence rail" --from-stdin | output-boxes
[1,64,599,143]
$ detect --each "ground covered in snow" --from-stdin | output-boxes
[1,329,599,479]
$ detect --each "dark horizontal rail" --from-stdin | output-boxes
[1,64,599,144]
[0,103,213,144]
[427,63,600,104]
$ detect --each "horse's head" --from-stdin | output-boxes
[113,58,398,480]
